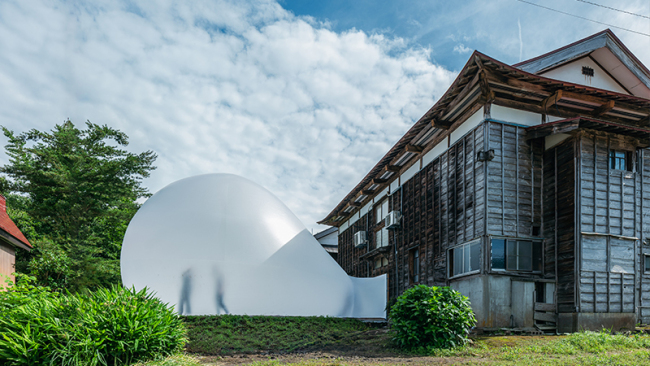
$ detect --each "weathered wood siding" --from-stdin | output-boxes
[387,125,486,299]
[640,148,650,322]
[544,138,576,313]
[0,241,16,286]
[337,214,373,279]
[485,122,543,237]
[576,131,646,315]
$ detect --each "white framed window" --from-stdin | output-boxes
[375,226,389,248]
[375,199,390,224]
[449,240,480,277]
[645,255,650,272]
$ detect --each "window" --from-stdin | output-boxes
[645,255,650,272]
[375,199,390,224]
[449,241,480,277]
[375,226,389,248]
[609,150,632,171]
[410,249,420,283]
[491,239,542,272]
[374,256,388,269]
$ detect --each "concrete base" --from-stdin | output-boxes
[557,313,636,333]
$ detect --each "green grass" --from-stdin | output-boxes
[183,315,381,354]
[168,316,650,365]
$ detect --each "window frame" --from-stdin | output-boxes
[448,240,481,279]
[644,255,650,273]
[609,149,633,172]
[490,238,543,273]
[410,249,420,284]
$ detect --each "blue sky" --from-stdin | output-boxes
[0,0,648,232]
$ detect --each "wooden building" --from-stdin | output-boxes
[0,195,32,286]
[319,30,650,333]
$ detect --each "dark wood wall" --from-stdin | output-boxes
[387,123,486,298]
[338,120,549,300]
[485,122,544,238]
[543,138,576,313]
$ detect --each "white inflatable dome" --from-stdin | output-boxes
[121,174,386,318]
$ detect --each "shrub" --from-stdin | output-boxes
[0,275,186,366]
[389,285,476,349]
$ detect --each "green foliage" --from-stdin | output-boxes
[184,315,375,355]
[389,285,476,350]
[0,275,186,366]
[1,120,156,290]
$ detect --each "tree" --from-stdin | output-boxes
[1,120,156,290]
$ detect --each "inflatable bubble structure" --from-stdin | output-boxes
[121,174,386,318]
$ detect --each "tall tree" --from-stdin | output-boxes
[1,120,156,290]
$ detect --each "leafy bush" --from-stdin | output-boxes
[389,285,476,349]
[0,275,186,366]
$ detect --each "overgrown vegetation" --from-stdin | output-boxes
[389,285,476,349]
[0,275,185,366]
[1,121,156,291]
[184,315,379,355]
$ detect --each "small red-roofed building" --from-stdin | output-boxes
[0,195,32,286]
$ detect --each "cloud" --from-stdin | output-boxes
[0,0,456,231]
[453,43,472,54]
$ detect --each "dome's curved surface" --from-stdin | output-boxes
[121,174,386,318]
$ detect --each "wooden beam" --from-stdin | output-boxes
[372,178,388,185]
[432,118,453,130]
[525,120,580,140]
[405,144,423,154]
[542,90,563,111]
[494,95,640,126]
[474,54,485,70]
[592,100,615,116]
[349,201,361,207]
[362,189,374,195]
[485,71,648,115]
[479,70,495,103]
[385,165,401,172]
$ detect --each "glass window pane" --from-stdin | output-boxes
[533,242,543,271]
[382,200,389,220]
[491,239,505,270]
[382,257,388,266]
[463,244,470,274]
[519,241,532,271]
[381,227,388,247]
[375,205,382,224]
[506,241,517,270]
[454,247,463,276]
[645,256,650,272]
[375,230,381,247]
[470,242,480,271]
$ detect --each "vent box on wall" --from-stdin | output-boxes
[385,211,402,229]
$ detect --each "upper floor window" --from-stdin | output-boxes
[375,199,390,224]
[375,226,389,248]
[609,150,632,171]
[491,239,542,272]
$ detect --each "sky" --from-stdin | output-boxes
[1,0,649,233]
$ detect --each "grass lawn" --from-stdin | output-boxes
[138,316,650,365]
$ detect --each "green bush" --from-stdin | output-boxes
[389,285,476,350]
[0,275,186,366]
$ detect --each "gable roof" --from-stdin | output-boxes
[319,31,650,227]
[514,29,650,98]
[0,195,32,251]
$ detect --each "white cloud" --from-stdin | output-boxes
[453,43,472,54]
[0,0,455,232]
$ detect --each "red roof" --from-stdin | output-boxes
[0,195,32,249]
